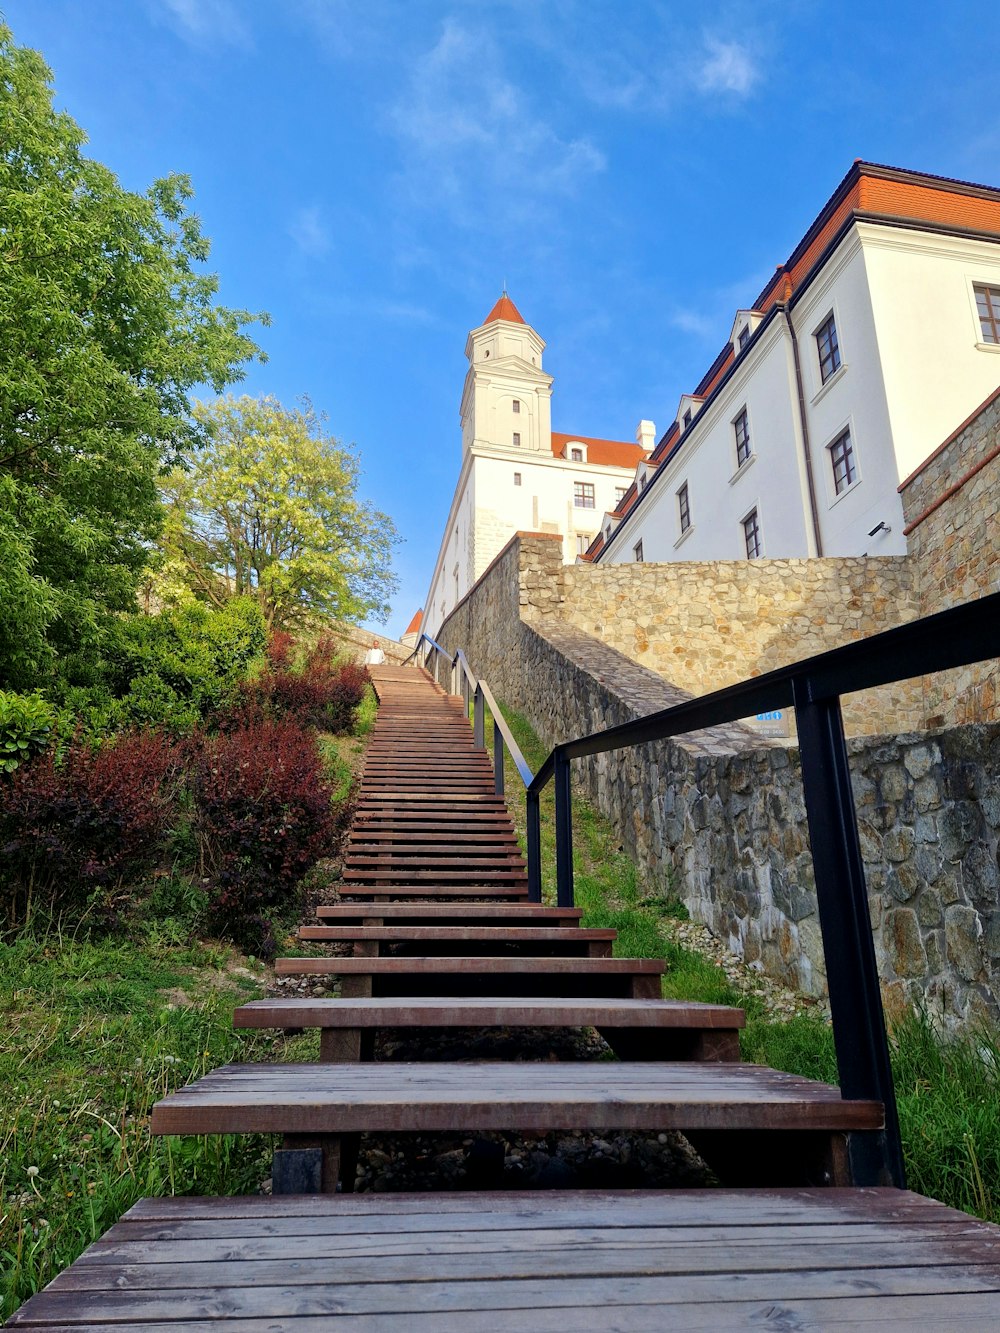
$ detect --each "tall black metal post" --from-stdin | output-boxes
[473,684,484,749]
[526,790,542,902]
[793,682,905,1188]
[554,749,575,908]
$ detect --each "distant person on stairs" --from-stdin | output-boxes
[365,639,386,666]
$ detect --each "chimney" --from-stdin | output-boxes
[636,419,656,454]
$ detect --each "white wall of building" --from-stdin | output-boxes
[603,215,1000,569]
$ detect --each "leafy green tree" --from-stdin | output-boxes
[0,24,266,691]
[156,395,399,630]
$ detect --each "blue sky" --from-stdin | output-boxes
[5,1,999,637]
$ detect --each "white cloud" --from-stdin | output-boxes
[154,0,250,47]
[697,36,760,97]
[289,206,331,258]
[388,19,606,222]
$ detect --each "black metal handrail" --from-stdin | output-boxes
[523,587,1000,1191]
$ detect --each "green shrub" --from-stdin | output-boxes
[0,692,56,773]
[80,598,268,735]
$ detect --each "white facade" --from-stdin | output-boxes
[598,164,1000,568]
[424,296,648,635]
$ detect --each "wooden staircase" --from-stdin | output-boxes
[12,661,1000,1329]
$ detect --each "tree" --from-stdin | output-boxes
[0,24,266,691]
[156,395,399,630]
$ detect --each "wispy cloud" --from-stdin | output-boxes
[697,36,760,97]
[388,19,606,224]
[153,0,250,47]
[289,206,331,258]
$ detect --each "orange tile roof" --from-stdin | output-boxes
[552,432,647,469]
[483,294,525,326]
[403,609,423,636]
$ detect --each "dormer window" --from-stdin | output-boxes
[570,447,583,461]
[639,473,647,492]
[683,409,692,430]
[738,326,750,351]
[605,524,612,541]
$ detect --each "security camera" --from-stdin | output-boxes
[867,521,891,537]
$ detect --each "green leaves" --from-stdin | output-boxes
[0,23,266,691]
[0,691,55,774]
[156,395,399,630]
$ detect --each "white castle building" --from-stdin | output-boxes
[588,162,1000,567]
[423,294,649,635]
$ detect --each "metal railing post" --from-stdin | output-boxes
[553,749,574,908]
[473,684,485,749]
[793,683,905,1189]
[526,789,542,902]
[494,719,505,796]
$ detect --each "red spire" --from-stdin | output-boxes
[483,292,525,325]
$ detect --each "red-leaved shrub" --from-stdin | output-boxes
[265,630,295,671]
[0,732,183,924]
[191,719,336,956]
[234,660,369,734]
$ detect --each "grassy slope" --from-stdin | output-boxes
[488,699,1000,1223]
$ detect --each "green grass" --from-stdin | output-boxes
[487,698,1000,1224]
[0,931,309,1316]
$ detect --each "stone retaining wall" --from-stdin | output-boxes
[438,533,1000,1027]
[901,384,1000,726]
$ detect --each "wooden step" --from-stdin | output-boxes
[336,884,530,899]
[274,955,664,998]
[19,1189,1000,1330]
[234,995,745,1062]
[295,925,615,958]
[315,904,584,925]
[149,1062,884,1193]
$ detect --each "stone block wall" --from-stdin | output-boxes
[437,533,1000,1026]
[558,557,923,737]
[901,384,1000,726]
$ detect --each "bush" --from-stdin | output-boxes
[235,659,369,734]
[0,691,56,773]
[190,720,337,956]
[0,732,183,925]
[68,597,268,736]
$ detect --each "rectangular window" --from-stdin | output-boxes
[734,408,751,467]
[576,533,592,555]
[816,314,841,383]
[513,472,522,486]
[574,482,595,509]
[633,540,644,562]
[512,432,521,446]
[738,325,750,351]
[639,473,647,492]
[974,284,1000,343]
[682,408,692,429]
[743,509,762,559]
[570,447,583,461]
[678,482,690,533]
[829,429,856,494]
[512,398,521,413]
[615,486,627,503]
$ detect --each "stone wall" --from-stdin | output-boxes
[437,533,1000,1027]
[558,556,923,737]
[901,384,1000,726]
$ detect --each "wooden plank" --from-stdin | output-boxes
[232,997,745,1031]
[295,927,614,943]
[274,957,664,975]
[315,905,583,923]
[149,1061,882,1136]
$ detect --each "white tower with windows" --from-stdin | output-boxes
[461,293,553,457]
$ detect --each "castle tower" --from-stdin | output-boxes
[460,293,553,456]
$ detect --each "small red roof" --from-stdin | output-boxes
[551,432,648,469]
[483,293,525,326]
[403,609,423,636]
